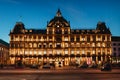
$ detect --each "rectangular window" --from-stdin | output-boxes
[82,50,85,54]
[92,50,95,54]
[34,51,37,55]
[38,51,42,55]
[102,43,105,47]
[64,37,68,41]
[25,51,28,55]
[65,49,68,54]
[76,50,79,54]
[44,51,46,54]
[92,43,95,47]
[65,43,68,47]
[71,43,74,47]
[76,43,80,47]
[71,50,74,54]
[97,43,100,47]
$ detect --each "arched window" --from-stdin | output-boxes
[29,43,32,48]
[33,43,37,48]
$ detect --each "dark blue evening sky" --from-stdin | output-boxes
[0,0,120,42]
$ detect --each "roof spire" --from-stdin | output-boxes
[56,8,62,17]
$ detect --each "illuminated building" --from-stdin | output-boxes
[9,9,112,67]
[0,39,9,65]
[112,36,120,63]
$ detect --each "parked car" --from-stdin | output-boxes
[79,62,88,68]
[42,64,51,69]
[89,63,98,68]
[30,64,39,69]
[101,62,112,71]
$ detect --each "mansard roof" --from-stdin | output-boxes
[96,22,111,34]
[10,10,111,35]
[11,22,25,34]
[47,9,70,27]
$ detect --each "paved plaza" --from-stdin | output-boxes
[0,69,120,80]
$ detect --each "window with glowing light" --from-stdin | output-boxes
[65,43,68,47]
[34,51,37,55]
[48,50,52,54]
[71,50,74,54]
[97,49,101,53]
[33,43,37,48]
[64,29,68,34]
[81,43,85,47]
[102,43,105,47]
[44,51,46,54]
[81,38,85,41]
[19,36,23,41]
[76,50,79,54]
[92,43,95,47]
[97,35,101,41]
[97,43,100,47]
[30,51,32,55]
[29,43,32,48]
[76,43,80,47]
[65,49,68,54]
[92,50,95,54]
[71,43,74,47]
[25,51,28,55]
[82,50,85,54]
[64,37,68,41]
[87,43,90,47]
[98,38,101,41]
[15,36,18,41]
[38,51,42,55]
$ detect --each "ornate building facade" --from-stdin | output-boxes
[9,9,112,67]
[0,39,9,65]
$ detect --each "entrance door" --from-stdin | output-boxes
[55,58,64,67]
